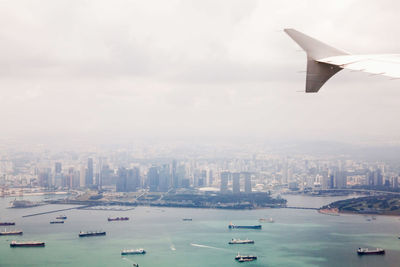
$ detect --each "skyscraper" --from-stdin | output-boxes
[243,172,252,193]
[116,167,127,192]
[220,171,229,193]
[86,158,93,187]
[54,162,62,174]
[158,164,170,192]
[232,172,240,194]
[148,166,159,192]
[172,160,178,188]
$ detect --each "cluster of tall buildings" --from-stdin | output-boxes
[2,148,400,194]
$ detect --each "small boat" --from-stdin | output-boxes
[229,238,254,244]
[259,218,274,223]
[229,223,261,229]
[56,215,67,220]
[108,217,129,221]
[182,218,192,221]
[235,253,257,261]
[79,231,106,237]
[10,241,45,247]
[357,248,385,255]
[121,248,146,255]
[50,220,64,224]
[0,229,23,235]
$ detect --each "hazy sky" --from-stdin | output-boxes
[1,0,400,145]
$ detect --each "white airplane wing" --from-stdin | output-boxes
[284,29,400,93]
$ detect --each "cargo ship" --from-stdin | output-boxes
[0,230,23,235]
[108,217,129,221]
[121,248,146,255]
[182,218,192,221]
[235,253,257,261]
[10,241,45,247]
[50,220,64,224]
[0,222,15,226]
[56,215,67,220]
[79,231,106,237]
[228,223,261,229]
[228,238,254,244]
[357,248,385,255]
[10,200,43,208]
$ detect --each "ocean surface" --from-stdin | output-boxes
[1,194,399,267]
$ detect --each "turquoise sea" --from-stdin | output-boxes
[0,195,399,267]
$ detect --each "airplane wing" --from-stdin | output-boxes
[284,29,400,93]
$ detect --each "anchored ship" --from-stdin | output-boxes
[182,218,192,221]
[228,223,261,229]
[228,238,254,244]
[121,248,146,255]
[10,241,45,247]
[235,253,257,262]
[108,217,129,221]
[50,220,64,224]
[56,215,67,220]
[0,222,15,226]
[79,231,106,237]
[10,200,42,208]
[357,248,385,255]
[0,229,23,235]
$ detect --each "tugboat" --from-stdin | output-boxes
[79,231,106,237]
[10,241,45,247]
[235,253,257,261]
[229,223,261,229]
[0,229,23,235]
[56,215,67,220]
[50,220,64,224]
[357,248,385,255]
[228,238,255,244]
[121,248,146,255]
[108,217,129,221]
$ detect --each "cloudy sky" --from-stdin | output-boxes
[1,0,400,145]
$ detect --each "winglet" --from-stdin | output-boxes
[284,29,349,92]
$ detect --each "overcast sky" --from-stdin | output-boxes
[1,0,400,145]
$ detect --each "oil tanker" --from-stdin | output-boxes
[79,231,106,237]
[0,230,23,235]
[10,241,45,247]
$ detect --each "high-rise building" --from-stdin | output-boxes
[86,158,93,187]
[54,162,62,174]
[80,166,86,188]
[172,160,178,188]
[159,165,170,192]
[232,172,240,194]
[148,166,159,192]
[243,172,252,193]
[208,170,214,186]
[220,171,229,193]
[116,167,127,192]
